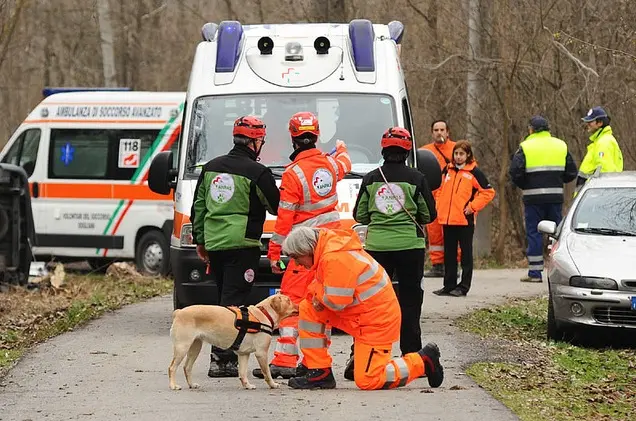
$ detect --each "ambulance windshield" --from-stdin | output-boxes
[184,93,398,177]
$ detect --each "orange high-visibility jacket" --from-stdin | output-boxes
[420,140,456,196]
[436,161,495,226]
[268,145,351,261]
[307,229,401,345]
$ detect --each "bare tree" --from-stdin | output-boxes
[96,0,117,86]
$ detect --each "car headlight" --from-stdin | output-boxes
[180,223,195,247]
[569,276,618,290]
[352,224,368,244]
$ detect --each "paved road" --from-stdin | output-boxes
[0,269,546,421]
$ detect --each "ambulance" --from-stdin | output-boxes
[147,20,441,308]
[0,88,185,275]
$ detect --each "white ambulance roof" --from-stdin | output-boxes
[188,21,404,98]
[25,91,185,124]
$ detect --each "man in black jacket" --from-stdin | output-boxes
[191,115,280,377]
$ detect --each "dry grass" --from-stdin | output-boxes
[0,273,171,376]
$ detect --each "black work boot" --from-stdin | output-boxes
[418,343,444,388]
[344,343,355,381]
[288,367,336,389]
[252,364,297,379]
[208,360,239,378]
[424,264,444,277]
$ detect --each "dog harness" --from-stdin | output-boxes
[224,305,275,351]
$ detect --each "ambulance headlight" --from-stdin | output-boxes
[285,42,303,61]
[352,224,368,244]
[180,224,195,247]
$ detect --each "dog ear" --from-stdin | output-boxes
[270,294,284,314]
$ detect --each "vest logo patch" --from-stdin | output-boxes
[375,183,406,215]
[210,173,235,203]
[312,168,334,197]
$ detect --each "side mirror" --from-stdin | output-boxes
[148,151,177,195]
[415,149,442,191]
[537,220,557,236]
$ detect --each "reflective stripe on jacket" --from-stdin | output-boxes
[509,131,577,204]
[307,229,401,345]
[267,145,351,261]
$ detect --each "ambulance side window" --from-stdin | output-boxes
[49,129,159,180]
[111,130,161,180]
[1,139,22,165]
[49,129,109,179]
[1,129,41,177]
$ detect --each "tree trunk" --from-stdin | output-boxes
[97,0,117,87]
[495,80,511,263]
[465,0,492,257]
[0,0,27,72]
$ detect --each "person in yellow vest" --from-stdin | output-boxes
[577,106,623,187]
[509,116,578,282]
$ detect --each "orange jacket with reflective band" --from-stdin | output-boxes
[307,229,401,345]
[436,161,495,226]
[420,140,455,196]
[268,145,351,261]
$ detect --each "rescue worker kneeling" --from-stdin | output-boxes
[283,226,444,390]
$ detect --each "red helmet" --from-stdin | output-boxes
[381,127,412,151]
[233,116,266,140]
[288,111,320,138]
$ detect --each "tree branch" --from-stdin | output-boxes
[406,0,432,25]
[0,0,28,71]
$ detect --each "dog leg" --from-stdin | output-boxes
[183,339,203,389]
[255,351,280,389]
[238,353,255,390]
[169,343,190,390]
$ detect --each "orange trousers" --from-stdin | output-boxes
[297,299,425,390]
[427,218,461,265]
[271,260,331,368]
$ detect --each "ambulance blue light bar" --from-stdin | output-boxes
[349,19,375,72]
[388,21,404,44]
[216,21,244,73]
[42,87,131,98]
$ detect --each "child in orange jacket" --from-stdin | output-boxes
[433,140,495,296]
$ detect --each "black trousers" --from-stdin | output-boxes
[367,248,425,355]
[206,246,260,363]
[442,225,474,293]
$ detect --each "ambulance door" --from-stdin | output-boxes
[0,128,46,237]
[38,128,118,257]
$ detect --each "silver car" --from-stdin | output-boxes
[538,171,636,341]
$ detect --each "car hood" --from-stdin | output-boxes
[566,233,636,280]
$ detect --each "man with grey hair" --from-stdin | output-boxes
[281,226,444,390]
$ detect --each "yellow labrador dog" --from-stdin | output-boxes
[168,294,298,391]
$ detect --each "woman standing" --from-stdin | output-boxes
[353,127,436,356]
[433,140,495,297]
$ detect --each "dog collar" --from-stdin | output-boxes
[257,305,275,327]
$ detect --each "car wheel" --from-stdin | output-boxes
[135,230,170,276]
[546,291,564,341]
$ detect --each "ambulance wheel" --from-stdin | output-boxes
[136,230,170,276]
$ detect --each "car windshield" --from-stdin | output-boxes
[572,187,636,235]
[184,93,397,178]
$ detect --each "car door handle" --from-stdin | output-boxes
[31,182,39,198]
